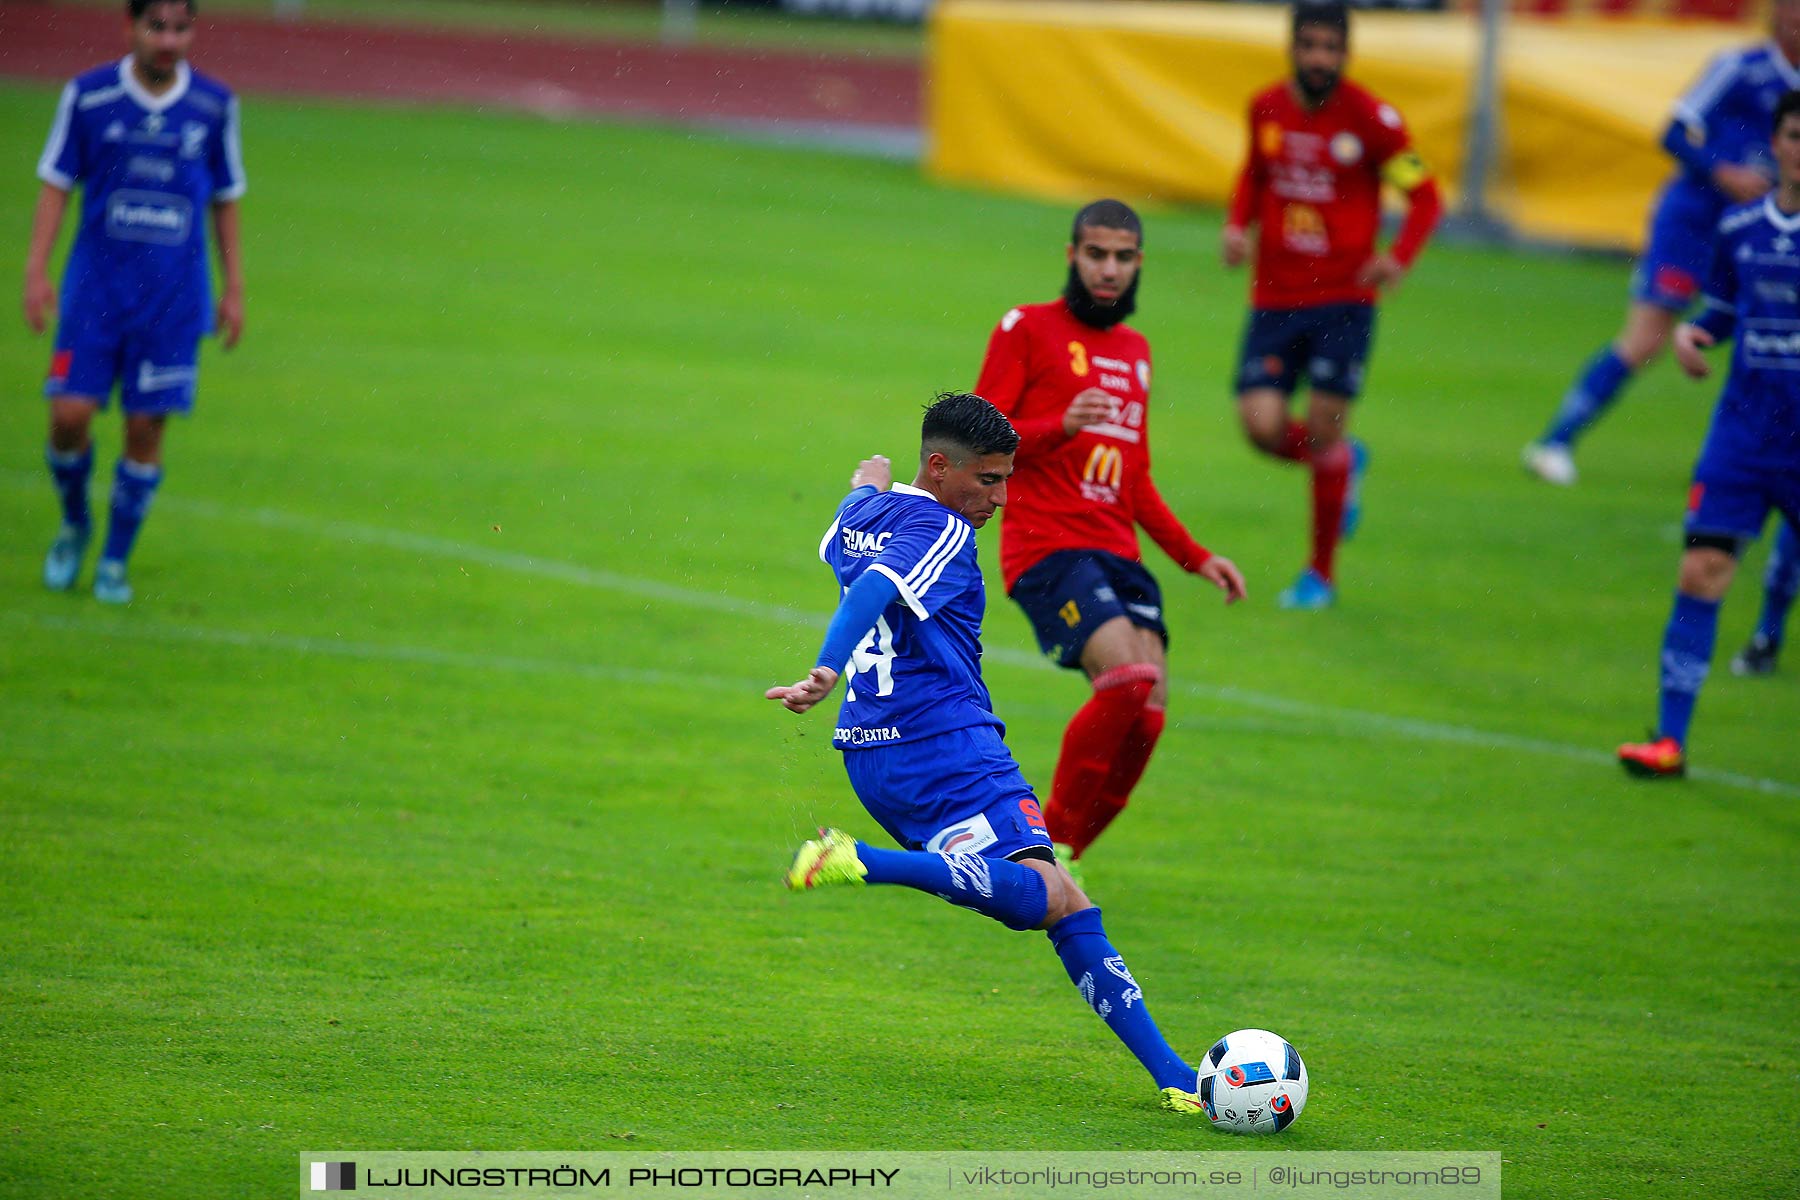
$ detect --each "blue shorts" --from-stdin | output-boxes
[1010,549,1167,669]
[45,310,203,414]
[841,724,1053,861]
[1631,180,1719,312]
[1685,461,1800,553]
[1235,302,1376,400]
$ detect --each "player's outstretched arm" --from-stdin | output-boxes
[1198,555,1247,605]
[766,666,840,714]
[1673,324,1716,379]
[22,183,69,334]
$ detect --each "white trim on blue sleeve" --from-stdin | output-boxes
[1670,48,1746,131]
[37,82,77,189]
[870,563,929,620]
[214,95,247,201]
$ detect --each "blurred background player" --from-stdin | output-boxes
[1730,522,1797,674]
[1222,0,1440,610]
[23,0,246,604]
[1618,90,1800,779]
[1523,0,1800,487]
[973,200,1246,867]
[767,393,1211,1115]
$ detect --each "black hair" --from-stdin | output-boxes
[1070,198,1143,246]
[1292,0,1348,41]
[1777,89,1800,132]
[129,0,195,17]
[921,392,1019,462]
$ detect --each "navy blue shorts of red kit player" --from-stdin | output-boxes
[1235,301,1376,400]
[1009,549,1168,670]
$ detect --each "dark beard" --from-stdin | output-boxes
[1296,69,1339,106]
[1062,264,1139,330]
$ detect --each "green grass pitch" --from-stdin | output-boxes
[1,84,1796,1198]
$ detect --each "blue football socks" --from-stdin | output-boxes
[857,843,1049,931]
[1658,592,1721,746]
[1048,907,1194,1091]
[1758,523,1799,646]
[46,443,94,530]
[101,458,163,566]
[1544,347,1633,448]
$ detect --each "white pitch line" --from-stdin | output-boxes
[5,609,759,696]
[5,472,1796,799]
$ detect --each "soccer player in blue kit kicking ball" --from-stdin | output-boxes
[766,393,1207,1114]
[23,0,246,604]
[1618,90,1800,778]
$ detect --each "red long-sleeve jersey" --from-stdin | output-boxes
[974,298,1212,593]
[1227,78,1442,310]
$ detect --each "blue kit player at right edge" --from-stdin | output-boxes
[1524,1,1800,489]
[766,392,1220,1117]
[23,1,246,604]
[1619,90,1800,779]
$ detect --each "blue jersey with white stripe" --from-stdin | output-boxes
[1659,43,1800,224]
[1693,197,1800,474]
[818,483,1002,750]
[37,58,246,328]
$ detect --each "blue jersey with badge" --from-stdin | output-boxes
[37,57,246,330]
[1648,43,1800,273]
[1692,197,1800,475]
[1668,43,1796,195]
[818,483,1002,750]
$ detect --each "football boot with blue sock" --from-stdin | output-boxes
[92,559,133,606]
[43,524,90,592]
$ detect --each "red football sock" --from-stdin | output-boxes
[1044,664,1158,857]
[1310,439,1353,584]
[1098,702,1166,814]
[1276,420,1311,463]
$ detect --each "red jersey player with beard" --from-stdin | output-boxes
[975,200,1246,867]
[1223,1,1441,610]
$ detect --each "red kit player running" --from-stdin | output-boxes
[975,200,1246,865]
[1223,0,1442,609]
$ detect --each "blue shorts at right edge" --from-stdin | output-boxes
[1631,178,1722,312]
[1235,302,1376,400]
[1685,459,1800,552]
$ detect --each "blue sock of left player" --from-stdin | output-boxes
[46,443,94,530]
[1543,347,1632,448]
[101,458,163,565]
[1757,523,1800,645]
[1658,592,1721,746]
[857,843,1049,931]
[1048,906,1194,1091]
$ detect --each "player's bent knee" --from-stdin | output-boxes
[1678,546,1739,599]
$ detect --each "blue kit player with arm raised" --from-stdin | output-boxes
[1525,1,1800,487]
[23,0,246,604]
[1618,90,1800,778]
[766,393,1213,1116]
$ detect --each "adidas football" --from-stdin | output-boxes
[1196,1028,1309,1134]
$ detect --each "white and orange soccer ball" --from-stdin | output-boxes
[1196,1028,1309,1134]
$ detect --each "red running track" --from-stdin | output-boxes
[3,2,920,132]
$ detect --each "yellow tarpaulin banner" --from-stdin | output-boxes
[927,0,1752,249]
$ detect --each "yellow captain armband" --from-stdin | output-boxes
[1382,148,1429,191]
